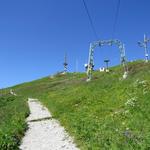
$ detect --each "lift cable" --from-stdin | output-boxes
[112,0,121,38]
[82,0,99,40]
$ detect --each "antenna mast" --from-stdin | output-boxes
[63,53,68,74]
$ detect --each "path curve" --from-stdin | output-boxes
[19,98,79,150]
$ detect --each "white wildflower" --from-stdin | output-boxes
[122,122,125,125]
[125,97,137,107]
[115,129,119,132]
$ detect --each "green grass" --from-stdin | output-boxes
[6,60,150,149]
[0,93,29,150]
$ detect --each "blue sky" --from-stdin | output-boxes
[0,0,150,88]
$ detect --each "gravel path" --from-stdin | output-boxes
[19,98,79,150]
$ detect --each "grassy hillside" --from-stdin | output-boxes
[0,93,29,150]
[3,60,150,149]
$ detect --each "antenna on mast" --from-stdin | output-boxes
[63,53,68,74]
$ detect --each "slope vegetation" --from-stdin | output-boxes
[2,60,150,149]
[0,93,29,149]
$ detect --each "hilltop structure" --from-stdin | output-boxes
[63,53,68,74]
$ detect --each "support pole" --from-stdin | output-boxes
[138,34,150,63]
[144,34,149,62]
[104,59,110,72]
[87,43,94,81]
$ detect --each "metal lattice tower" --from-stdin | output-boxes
[138,34,150,63]
[86,39,128,81]
[63,53,68,74]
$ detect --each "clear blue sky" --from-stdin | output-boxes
[0,0,150,88]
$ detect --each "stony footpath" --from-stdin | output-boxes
[19,98,79,150]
